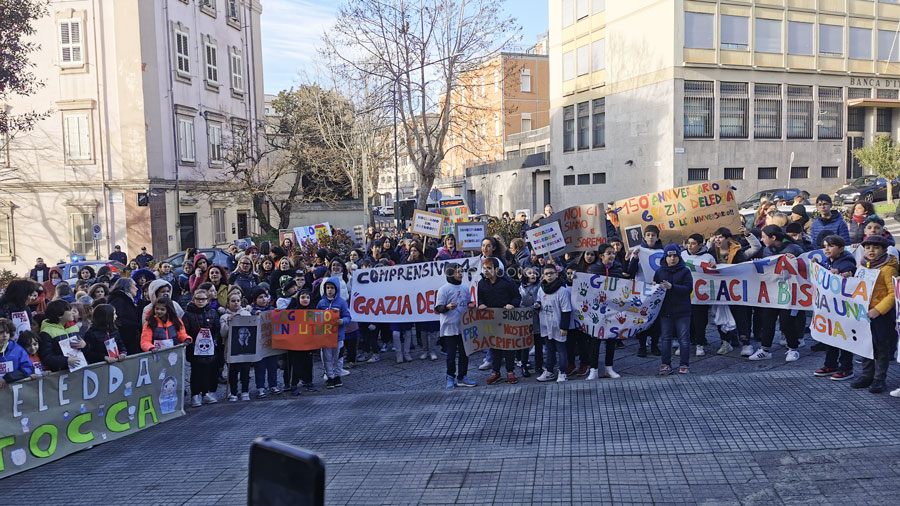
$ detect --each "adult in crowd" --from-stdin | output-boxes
[231,256,260,294]
[29,257,50,284]
[109,245,127,265]
[135,246,154,268]
[435,234,465,260]
[0,279,41,334]
[848,201,875,245]
[108,277,142,354]
[809,194,850,248]
[478,257,521,385]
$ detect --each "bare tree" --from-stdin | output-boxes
[325,0,519,210]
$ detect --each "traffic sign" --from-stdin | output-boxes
[92,224,102,241]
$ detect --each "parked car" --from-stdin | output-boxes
[382,206,394,216]
[163,248,236,276]
[57,260,127,285]
[832,175,900,205]
[738,188,810,210]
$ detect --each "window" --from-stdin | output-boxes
[178,116,195,162]
[786,85,813,139]
[758,167,777,179]
[755,19,781,53]
[208,122,222,163]
[577,173,590,185]
[0,211,11,257]
[790,166,808,179]
[592,172,606,184]
[577,0,589,19]
[592,98,605,148]
[724,167,744,180]
[591,39,605,71]
[687,168,709,181]
[59,18,84,66]
[878,30,900,61]
[563,105,575,151]
[720,15,749,50]
[521,113,532,132]
[788,21,813,56]
[69,212,93,255]
[230,48,244,93]
[821,166,839,178]
[850,27,872,60]
[205,41,218,84]
[754,84,781,139]
[63,113,91,161]
[592,0,605,14]
[563,174,575,185]
[877,89,896,133]
[227,0,239,20]
[684,80,714,139]
[848,88,869,132]
[563,51,575,81]
[684,12,714,49]
[720,82,748,138]
[818,87,843,140]
[175,28,190,75]
[819,25,843,56]
[213,208,226,243]
[562,0,574,27]
[577,102,590,150]
[520,68,531,92]
[577,45,590,76]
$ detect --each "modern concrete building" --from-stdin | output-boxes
[534,0,900,210]
[0,0,264,271]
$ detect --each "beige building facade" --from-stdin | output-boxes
[546,0,900,209]
[0,0,264,271]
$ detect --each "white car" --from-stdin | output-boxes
[383,206,394,216]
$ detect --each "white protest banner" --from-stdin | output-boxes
[538,203,607,253]
[293,223,331,245]
[808,262,874,359]
[460,307,533,356]
[226,312,281,364]
[10,311,30,340]
[526,221,565,255]
[570,272,665,339]
[456,222,487,251]
[350,258,482,323]
[411,209,444,238]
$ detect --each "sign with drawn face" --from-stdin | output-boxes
[226,312,282,363]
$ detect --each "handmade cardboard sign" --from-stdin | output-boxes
[411,210,444,238]
[0,346,186,478]
[570,272,665,340]
[194,328,214,356]
[461,307,533,356]
[614,180,740,249]
[809,262,874,359]
[271,310,339,351]
[439,201,469,235]
[226,312,282,364]
[538,204,607,253]
[456,222,487,251]
[293,223,331,245]
[525,221,565,255]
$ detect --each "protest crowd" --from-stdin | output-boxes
[2,190,900,412]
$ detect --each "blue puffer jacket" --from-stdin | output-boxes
[809,212,850,248]
[0,340,33,383]
[652,245,693,318]
[316,277,351,342]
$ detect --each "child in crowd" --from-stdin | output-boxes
[851,236,898,394]
[16,331,45,378]
[435,263,476,388]
[626,225,663,357]
[140,296,191,352]
[38,299,85,371]
[862,215,897,247]
[813,235,857,382]
[287,288,318,394]
[317,277,351,389]
[586,244,623,380]
[654,244,693,375]
[536,264,571,383]
[183,289,222,407]
[83,304,127,364]
[518,266,542,379]
[221,292,252,401]
[564,264,589,376]
[680,234,715,358]
[0,318,33,389]
[248,286,280,397]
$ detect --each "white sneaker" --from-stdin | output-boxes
[785,349,800,362]
[340,368,351,377]
[478,359,492,370]
[257,388,267,398]
[191,394,202,407]
[586,368,599,380]
[536,370,555,382]
[240,393,251,401]
[556,373,568,382]
[890,387,900,398]
[716,342,733,355]
[203,393,218,404]
[740,345,753,357]
[429,352,438,361]
[696,346,705,357]
[228,394,238,402]
[270,386,282,394]
[674,347,680,356]
[748,349,772,361]
[367,354,380,363]
[603,366,621,379]
[323,373,329,381]
[420,352,429,360]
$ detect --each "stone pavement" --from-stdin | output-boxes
[4,330,900,505]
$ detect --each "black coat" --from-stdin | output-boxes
[588,260,624,278]
[108,290,142,355]
[182,302,221,364]
[652,261,693,318]
[477,275,521,308]
[29,265,50,283]
[82,326,127,364]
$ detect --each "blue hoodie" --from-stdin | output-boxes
[652,244,693,318]
[822,250,857,276]
[316,276,351,342]
[0,339,34,383]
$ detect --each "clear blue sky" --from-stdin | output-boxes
[260,0,549,94]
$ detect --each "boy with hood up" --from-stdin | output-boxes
[434,263,477,388]
[653,244,693,375]
[316,276,351,389]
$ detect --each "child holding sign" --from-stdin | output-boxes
[83,304,127,364]
[813,235,857,382]
[183,289,222,407]
[654,245,693,375]
[140,296,191,353]
[435,263,476,388]
[0,318,33,389]
[38,300,86,372]
[317,277,351,389]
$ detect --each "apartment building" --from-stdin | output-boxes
[0,0,264,270]
[548,0,900,207]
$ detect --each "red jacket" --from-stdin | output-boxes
[140,315,191,352]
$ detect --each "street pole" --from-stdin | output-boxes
[393,78,401,230]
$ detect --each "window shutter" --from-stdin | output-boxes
[60,21,71,62]
[60,20,83,64]
[77,115,90,158]
[70,20,82,62]
[65,116,78,158]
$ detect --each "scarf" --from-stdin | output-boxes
[864,253,890,269]
[540,276,565,295]
[852,214,866,224]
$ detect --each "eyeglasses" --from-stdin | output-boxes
[194,297,209,302]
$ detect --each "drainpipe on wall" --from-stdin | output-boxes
[93,0,112,257]
[164,0,182,252]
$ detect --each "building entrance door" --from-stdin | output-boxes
[237,212,249,238]
[179,213,197,250]
[847,136,863,179]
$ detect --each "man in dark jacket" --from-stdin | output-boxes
[135,247,154,268]
[29,258,50,284]
[109,245,127,264]
[653,244,694,374]
[477,257,522,385]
